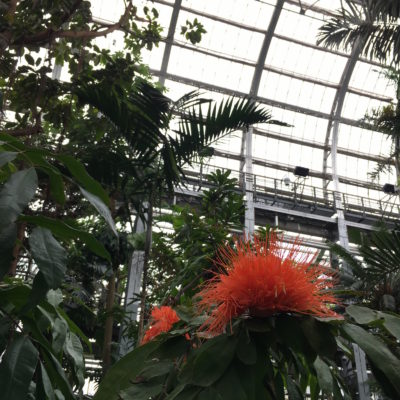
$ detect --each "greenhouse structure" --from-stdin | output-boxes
[1,0,400,399]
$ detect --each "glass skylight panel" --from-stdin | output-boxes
[342,93,389,121]
[181,0,276,30]
[350,62,394,99]
[265,38,347,83]
[258,71,336,114]
[141,43,166,71]
[175,11,264,62]
[167,46,254,93]
[275,6,325,47]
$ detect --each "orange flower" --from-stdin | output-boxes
[197,234,339,334]
[142,306,180,344]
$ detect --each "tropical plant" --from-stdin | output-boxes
[148,169,245,308]
[362,68,400,183]
[94,235,400,400]
[330,227,400,312]
[318,0,400,64]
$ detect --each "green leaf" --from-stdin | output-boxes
[0,223,17,279]
[94,341,160,400]
[0,168,37,230]
[56,307,91,350]
[313,356,333,394]
[179,334,238,387]
[139,360,174,379]
[166,386,201,400]
[120,382,163,400]
[347,306,400,340]
[301,317,336,359]
[48,170,65,205]
[41,348,74,400]
[80,187,117,236]
[37,361,55,400]
[285,374,302,400]
[0,151,17,168]
[64,332,85,387]
[381,313,400,340]
[0,335,39,400]
[57,154,110,205]
[29,227,67,289]
[236,330,257,365]
[215,364,247,400]
[198,387,223,400]
[20,215,111,262]
[346,305,382,325]
[342,323,400,395]
[52,318,68,355]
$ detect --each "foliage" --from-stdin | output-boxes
[318,0,400,64]
[94,305,400,400]
[149,169,245,305]
[330,227,400,312]
[0,283,88,400]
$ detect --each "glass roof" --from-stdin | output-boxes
[91,0,399,207]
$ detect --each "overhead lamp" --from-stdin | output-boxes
[294,166,309,177]
[382,183,396,194]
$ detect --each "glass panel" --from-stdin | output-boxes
[167,45,254,93]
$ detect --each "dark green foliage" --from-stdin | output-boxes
[149,169,245,304]
[96,308,400,399]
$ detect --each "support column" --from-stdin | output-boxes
[119,214,146,357]
[245,126,255,235]
[325,37,370,400]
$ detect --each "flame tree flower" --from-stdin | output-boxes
[142,306,180,344]
[197,233,339,334]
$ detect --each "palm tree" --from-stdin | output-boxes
[74,68,281,367]
[330,228,400,312]
[318,0,400,65]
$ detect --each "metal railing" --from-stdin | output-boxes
[180,164,400,222]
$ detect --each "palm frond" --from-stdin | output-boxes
[318,0,400,64]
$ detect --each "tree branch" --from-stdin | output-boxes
[3,124,43,137]
[56,2,133,40]
[7,2,132,48]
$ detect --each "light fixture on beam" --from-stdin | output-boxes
[294,166,309,177]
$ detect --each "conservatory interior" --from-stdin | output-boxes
[1,0,400,399]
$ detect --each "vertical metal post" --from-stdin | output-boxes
[329,37,370,399]
[245,126,255,236]
[119,212,146,357]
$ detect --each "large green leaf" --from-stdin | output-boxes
[0,168,37,230]
[64,332,85,387]
[342,323,400,395]
[20,215,111,262]
[214,364,247,400]
[52,318,68,355]
[36,361,55,400]
[0,335,39,400]
[80,187,117,236]
[0,223,17,279]
[0,151,17,167]
[346,305,381,325]
[346,305,400,340]
[179,334,238,387]
[57,154,110,205]
[41,348,75,400]
[94,341,160,400]
[120,382,163,400]
[313,357,333,395]
[29,227,67,289]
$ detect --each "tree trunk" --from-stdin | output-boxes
[137,201,153,342]
[102,269,116,372]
